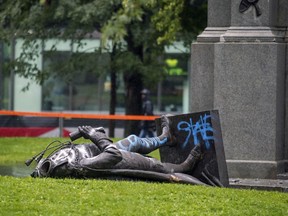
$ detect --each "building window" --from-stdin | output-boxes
[40,40,190,114]
[42,51,112,112]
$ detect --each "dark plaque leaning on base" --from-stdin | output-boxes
[156,110,229,187]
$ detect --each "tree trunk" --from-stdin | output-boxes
[124,72,143,137]
[109,45,117,138]
[123,30,144,136]
[109,68,116,138]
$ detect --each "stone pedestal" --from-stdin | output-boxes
[191,0,288,179]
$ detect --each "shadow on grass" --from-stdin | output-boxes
[0,163,33,177]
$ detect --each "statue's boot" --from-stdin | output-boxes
[162,144,203,173]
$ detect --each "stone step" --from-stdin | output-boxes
[277,173,288,180]
[229,178,288,193]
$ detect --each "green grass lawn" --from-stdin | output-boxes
[0,138,287,216]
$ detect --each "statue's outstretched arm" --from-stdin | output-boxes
[78,126,122,169]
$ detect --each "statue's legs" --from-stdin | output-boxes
[80,143,202,174]
[115,115,174,154]
[114,144,202,173]
[162,145,202,173]
[78,123,203,173]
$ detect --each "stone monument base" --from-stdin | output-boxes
[227,160,287,179]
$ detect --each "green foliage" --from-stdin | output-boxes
[101,0,144,43]
[0,0,207,85]
[151,0,185,44]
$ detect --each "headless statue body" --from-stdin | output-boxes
[31,115,203,179]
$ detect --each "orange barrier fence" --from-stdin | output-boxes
[0,110,159,121]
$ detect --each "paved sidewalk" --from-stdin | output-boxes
[229,178,288,192]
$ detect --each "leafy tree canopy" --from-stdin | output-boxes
[0,0,207,135]
[0,0,207,84]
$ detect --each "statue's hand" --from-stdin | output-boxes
[95,127,105,134]
[78,126,112,147]
[78,126,98,139]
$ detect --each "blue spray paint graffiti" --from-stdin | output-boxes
[116,134,167,152]
[177,114,214,149]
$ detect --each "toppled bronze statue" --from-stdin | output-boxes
[26,115,210,185]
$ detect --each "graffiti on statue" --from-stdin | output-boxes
[156,110,229,187]
[177,113,214,150]
[239,0,262,17]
